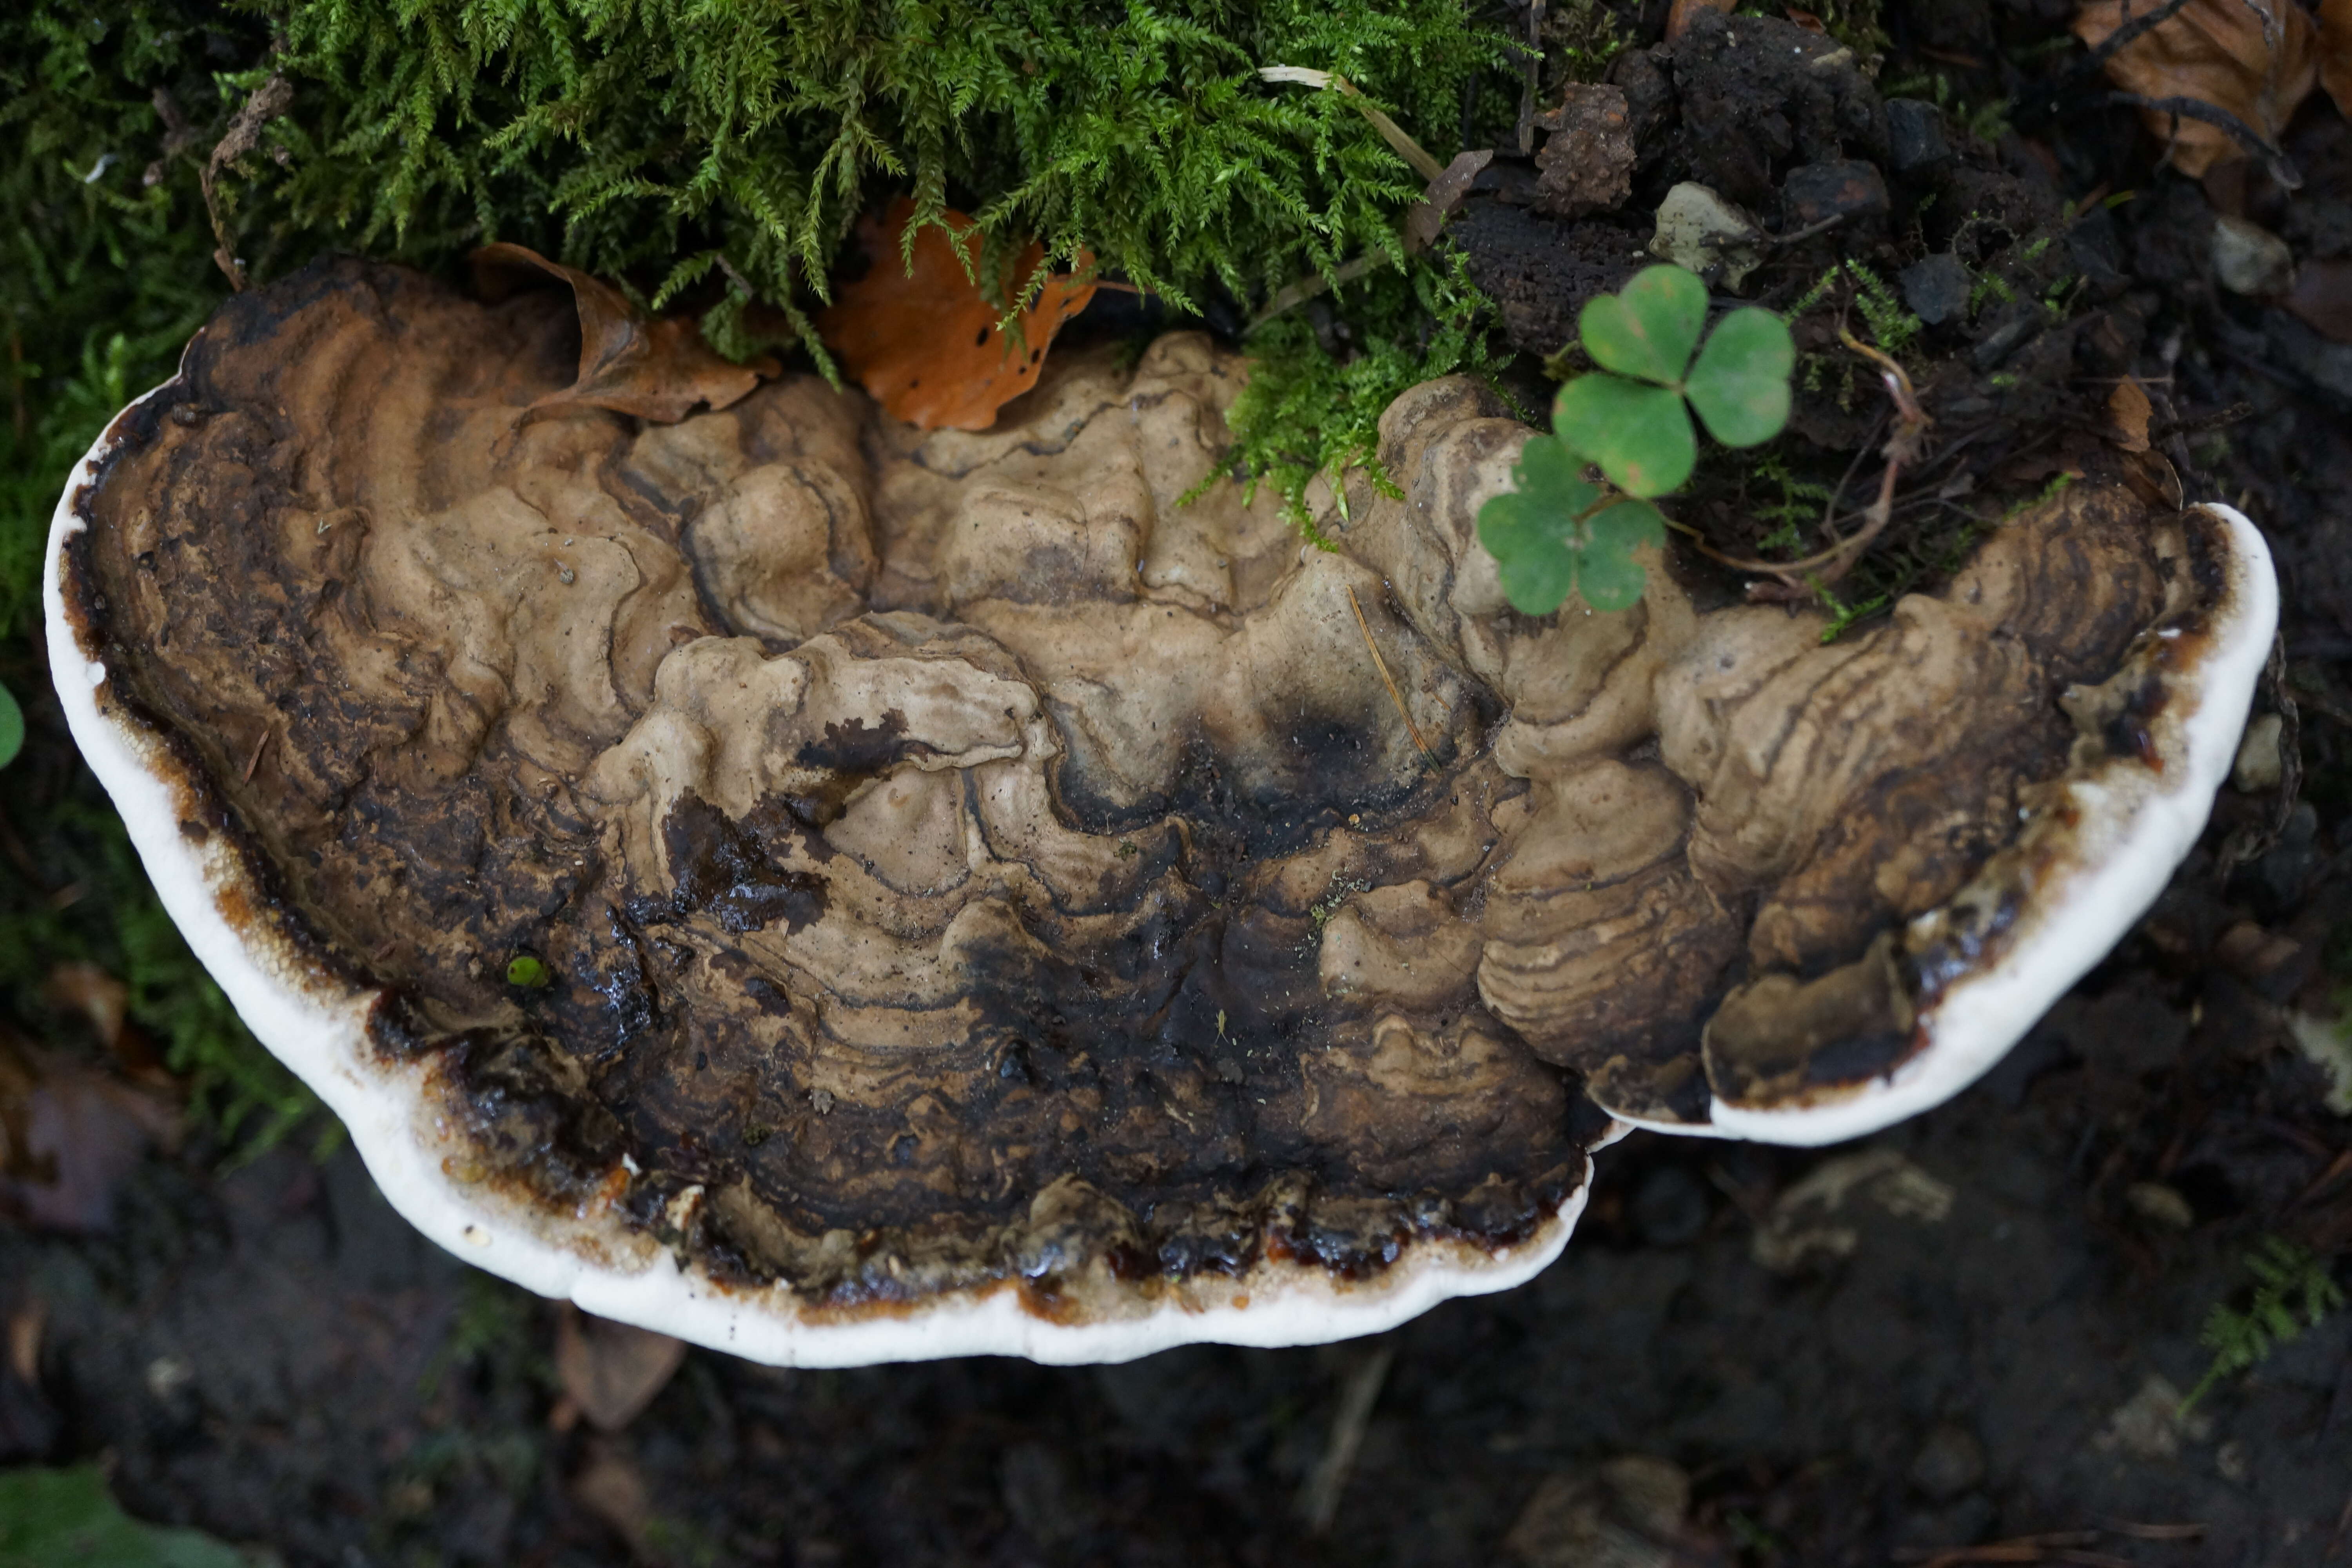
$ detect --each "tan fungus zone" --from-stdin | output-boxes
[74,262,2189,1312]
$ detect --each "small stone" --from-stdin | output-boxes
[1971,301,2041,370]
[2092,1372,2211,1459]
[2232,711,2285,792]
[2123,1180,2196,1230]
[1504,1455,1692,1568]
[2212,216,2294,297]
[1782,160,1889,229]
[1885,100,1951,178]
[1909,1423,1986,1500]
[1649,182,1766,290]
[1534,83,1637,220]
[1900,253,1973,327]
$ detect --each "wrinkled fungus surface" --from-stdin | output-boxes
[62,259,2227,1323]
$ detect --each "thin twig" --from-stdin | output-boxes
[1252,254,1386,329]
[1766,210,1851,249]
[1516,1,1546,156]
[242,728,272,782]
[201,74,294,290]
[1346,584,1440,771]
[2077,0,2198,74]
[1259,68,1445,181]
[1697,333,1929,592]
[1297,1345,1395,1533]
[2094,1519,2207,1542]
[2107,92,2301,188]
[1896,1531,2130,1568]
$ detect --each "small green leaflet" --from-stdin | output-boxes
[1553,264,1797,497]
[1475,264,1795,617]
[1685,307,1797,447]
[0,1466,252,1568]
[1553,374,1693,497]
[1578,263,1708,384]
[506,954,552,988]
[1475,434,1666,615]
[0,682,21,771]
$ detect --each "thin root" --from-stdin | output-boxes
[1347,583,1441,771]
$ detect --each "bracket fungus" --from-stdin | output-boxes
[47,259,2273,1364]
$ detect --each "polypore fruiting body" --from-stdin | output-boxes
[48,259,2273,1363]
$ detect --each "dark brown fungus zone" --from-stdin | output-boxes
[45,258,2272,1363]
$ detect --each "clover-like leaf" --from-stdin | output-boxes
[1684,307,1797,447]
[1476,434,1600,615]
[1574,499,1668,612]
[1578,263,1709,385]
[1552,374,1695,497]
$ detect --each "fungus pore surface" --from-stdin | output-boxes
[52,259,2268,1354]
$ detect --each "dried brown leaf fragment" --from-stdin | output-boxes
[472,242,777,424]
[816,197,1097,431]
[2073,0,2318,178]
[1666,0,1737,43]
[2322,0,2352,111]
[553,1305,686,1433]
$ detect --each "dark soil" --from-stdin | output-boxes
[7,0,2352,1562]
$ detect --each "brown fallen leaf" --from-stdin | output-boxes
[5,1300,40,1384]
[2323,0,2352,112]
[472,242,777,425]
[0,1032,180,1234]
[1668,0,1737,42]
[1403,149,1496,251]
[2287,256,2352,340]
[817,198,1098,432]
[202,74,292,290]
[554,1305,686,1433]
[2073,0,2318,178]
[43,963,127,1054]
[569,1438,651,1553]
[2107,376,2154,451]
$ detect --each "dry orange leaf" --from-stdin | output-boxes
[471,242,777,424]
[2107,376,2154,451]
[2323,0,2352,113]
[819,198,1099,432]
[1667,0,1737,42]
[2073,0,2318,178]
[554,1305,686,1433]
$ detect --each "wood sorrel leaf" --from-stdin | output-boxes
[1475,434,1600,615]
[1578,263,1708,385]
[1576,499,1666,612]
[1685,307,1797,446]
[1552,373,1694,496]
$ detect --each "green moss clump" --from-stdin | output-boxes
[259,0,1509,352]
[1202,250,1507,543]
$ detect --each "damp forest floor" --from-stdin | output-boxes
[10,0,2352,1562]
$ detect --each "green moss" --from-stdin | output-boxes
[1197,249,1507,542]
[0,8,316,1155]
[259,0,1510,347]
